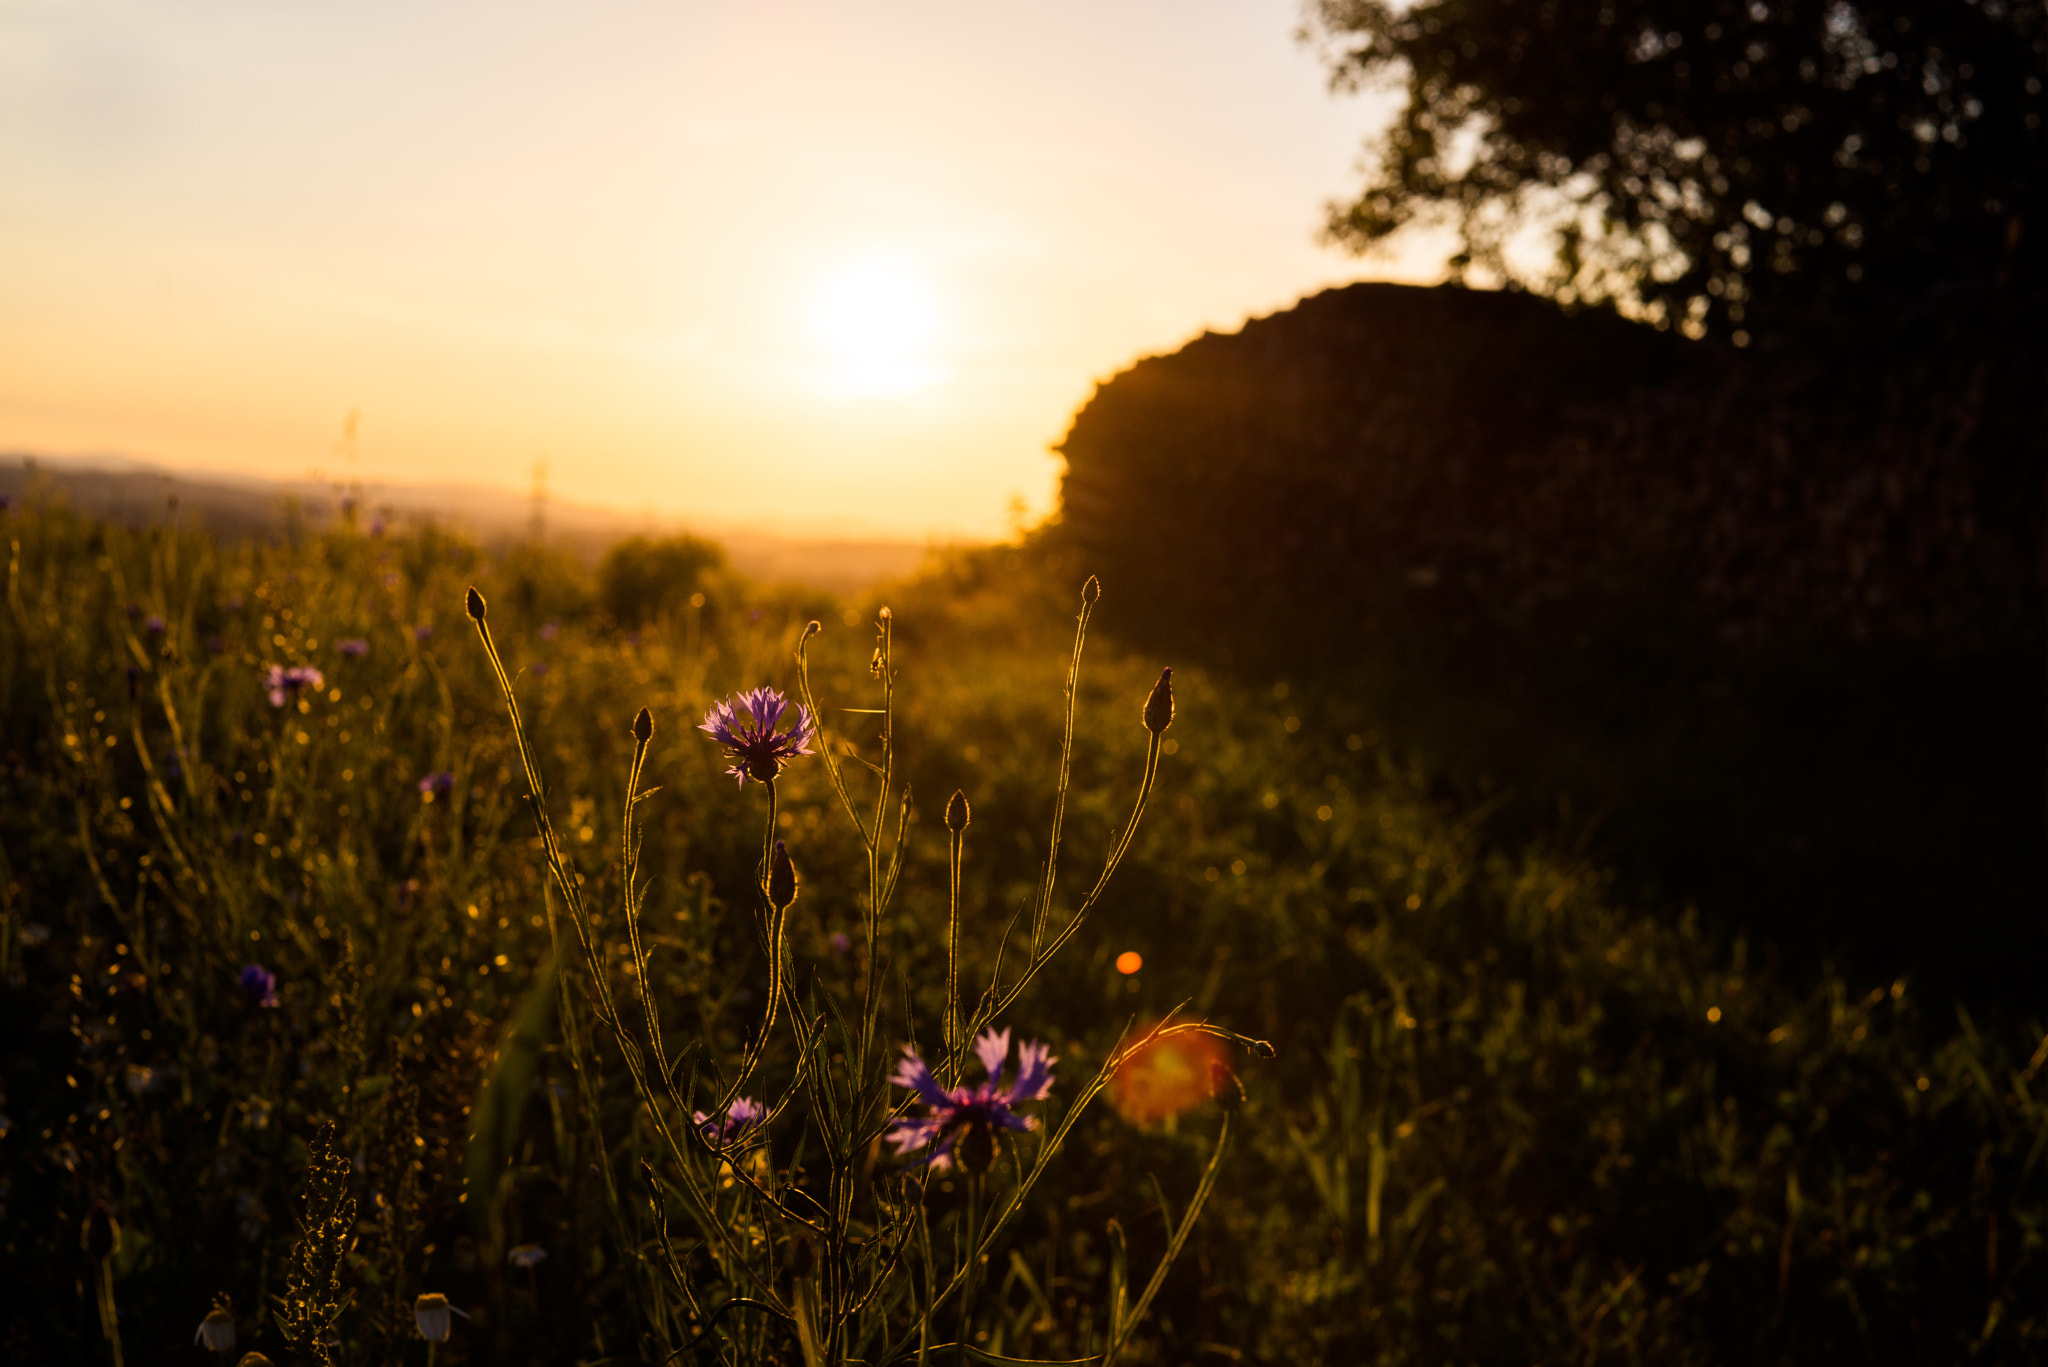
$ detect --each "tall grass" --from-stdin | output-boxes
[2,495,2046,1364]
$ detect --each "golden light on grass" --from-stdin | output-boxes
[1110,1023,1227,1127]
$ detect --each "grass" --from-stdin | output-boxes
[2,494,2047,1364]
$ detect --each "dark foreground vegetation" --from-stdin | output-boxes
[3,494,2048,1364]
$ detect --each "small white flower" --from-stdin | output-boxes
[414,1292,468,1343]
[195,1306,236,1353]
[506,1243,548,1271]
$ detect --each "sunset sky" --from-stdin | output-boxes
[0,0,1442,540]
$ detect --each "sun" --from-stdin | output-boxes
[808,255,943,396]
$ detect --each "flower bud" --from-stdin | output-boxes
[81,1202,120,1262]
[958,1117,996,1176]
[1142,667,1174,736]
[235,1355,274,1367]
[196,1306,237,1354]
[632,707,653,744]
[944,789,971,833]
[464,586,486,621]
[1207,1060,1244,1113]
[1082,575,1101,605]
[768,840,798,912]
[414,1293,453,1343]
[801,620,822,642]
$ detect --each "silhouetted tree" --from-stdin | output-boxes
[1306,0,2046,333]
[597,533,725,628]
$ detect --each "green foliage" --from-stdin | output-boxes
[2,499,2046,1364]
[1305,0,2048,329]
[597,533,727,628]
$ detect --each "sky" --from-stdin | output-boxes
[0,0,1443,541]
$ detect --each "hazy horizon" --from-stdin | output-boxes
[0,0,1446,541]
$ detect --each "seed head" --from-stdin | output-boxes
[1142,667,1174,736]
[768,840,798,911]
[944,789,971,833]
[464,586,486,621]
[632,707,653,744]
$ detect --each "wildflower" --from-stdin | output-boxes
[195,1303,237,1353]
[334,638,368,658]
[538,620,560,641]
[417,772,455,802]
[227,594,245,610]
[238,964,279,1009]
[699,686,817,786]
[414,1292,463,1342]
[888,1027,1056,1173]
[396,879,420,910]
[205,635,225,654]
[506,1243,548,1270]
[694,1096,767,1145]
[144,614,166,636]
[413,623,434,641]
[370,517,386,537]
[264,665,324,707]
[828,931,852,957]
[18,922,49,947]
[530,661,547,678]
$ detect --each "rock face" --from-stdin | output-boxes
[1056,281,2046,998]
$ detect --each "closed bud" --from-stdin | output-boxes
[81,1202,120,1262]
[958,1117,996,1176]
[801,620,822,642]
[464,586,486,621]
[768,840,798,912]
[944,789,971,833]
[632,707,653,743]
[784,1232,816,1277]
[1082,575,1101,605]
[1207,1060,1245,1113]
[235,1355,274,1367]
[1142,667,1174,736]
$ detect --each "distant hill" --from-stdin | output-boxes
[1053,280,2046,1003]
[0,454,932,597]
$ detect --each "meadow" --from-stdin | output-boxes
[4,491,2048,1365]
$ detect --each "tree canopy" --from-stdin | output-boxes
[1306,0,2047,334]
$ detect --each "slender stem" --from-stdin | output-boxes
[95,1261,124,1367]
[957,1175,981,1363]
[1031,587,1095,952]
[945,821,964,1081]
[1102,1112,1233,1367]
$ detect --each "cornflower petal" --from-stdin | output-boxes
[974,1027,1012,1089]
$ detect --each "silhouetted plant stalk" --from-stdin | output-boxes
[468,579,1268,1366]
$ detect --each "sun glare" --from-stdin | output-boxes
[809,255,943,396]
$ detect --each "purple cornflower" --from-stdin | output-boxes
[538,621,560,642]
[413,623,434,642]
[238,964,279,1008]
[417,771,455,801]
[693,1096,767,1145]
[699,686,817,787]
[144,614,166,636]
[335,638,369,658]
[264,665,325,707]
[887,1027,1056,1172]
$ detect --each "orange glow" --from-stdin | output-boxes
[0,2,1446,540]
[1110,1025,1226,1126]
[1115,951,1144,975]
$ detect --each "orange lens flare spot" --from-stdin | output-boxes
[1115,951,1144,975]
[1109,1026,1227,1126]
